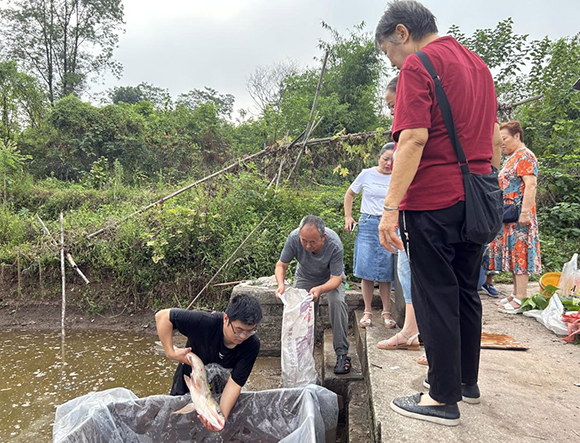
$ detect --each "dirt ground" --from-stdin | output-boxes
[0,299,159,334]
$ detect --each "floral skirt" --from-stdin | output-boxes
[489,218,541,275]
[353,214,394,282]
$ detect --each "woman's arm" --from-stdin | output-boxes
[344,188,357,231]
[492,123,502,170]
[519,175,537,226]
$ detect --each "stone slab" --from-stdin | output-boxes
[358,282,580,442]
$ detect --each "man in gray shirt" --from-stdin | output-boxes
[275,215,351,374]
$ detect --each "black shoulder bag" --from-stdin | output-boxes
[416,51,503,245]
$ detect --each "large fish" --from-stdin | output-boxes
[174,352,226,431]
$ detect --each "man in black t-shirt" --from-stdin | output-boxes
[155,294,262,432]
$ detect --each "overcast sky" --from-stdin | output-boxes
[95,0,580,113]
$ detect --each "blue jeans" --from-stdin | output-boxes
[397,231,413,304]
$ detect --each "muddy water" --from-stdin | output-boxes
[0,329,283,442]
[0,329,176,442]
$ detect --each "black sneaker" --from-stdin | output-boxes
[390,393,460,426]
[482,283,499,297]
[423,379,481,404]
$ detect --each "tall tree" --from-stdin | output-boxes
[0,0,125,104]
[0,60,47,142]
[176,87,235,119]
[246,60,300,113]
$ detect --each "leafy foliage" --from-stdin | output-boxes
[0,0,124,102]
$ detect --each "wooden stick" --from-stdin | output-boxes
[85,146,275,240]
[39,259,44,298]
[275,158,285,190]
[287,50,329,180]
[17,247,21,298]
[498,94,543,111]
[186,212,272,310]
[85,131,308,241]
[36,215,90,284]
[212,280,243,287]
[60,212,66,349]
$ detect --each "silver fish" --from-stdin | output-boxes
[174,352,226,431]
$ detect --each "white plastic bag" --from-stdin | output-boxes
[523,293,568,336]
[279,288,318,387]
[559,253,578,296]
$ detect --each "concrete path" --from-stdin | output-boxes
[357,282,580,443]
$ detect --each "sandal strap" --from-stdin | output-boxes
[397,331,419,345]
[363,311,373,315]
[381,311,392,316]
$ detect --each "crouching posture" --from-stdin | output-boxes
[156,294,262,432]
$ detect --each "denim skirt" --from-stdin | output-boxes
[353,214,395,282]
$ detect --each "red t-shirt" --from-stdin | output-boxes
[392,36,497,211]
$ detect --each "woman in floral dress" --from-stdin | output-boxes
[490,121,541,313]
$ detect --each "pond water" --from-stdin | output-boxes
[0,330,181,441]
[0,329,284,442]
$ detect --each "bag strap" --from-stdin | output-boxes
[416,50,470,175]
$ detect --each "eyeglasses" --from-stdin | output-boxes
[229,322,257,338]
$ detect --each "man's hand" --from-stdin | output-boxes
[169,347,192,365]
[378,211,403,253]
[275,284,285,298]
[198,414,222,432]
[309,286,323,302]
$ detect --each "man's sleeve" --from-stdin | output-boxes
[169,309,203,337]
[279,234,297,264]
[350,170,366,194]
[392,59,434,141]
[231,338,260,386]
[329,243,344,277]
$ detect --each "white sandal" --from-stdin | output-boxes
[497,294,515,306]
[360,311,372,328]
[499,297,522,314]
[381,311,397,329]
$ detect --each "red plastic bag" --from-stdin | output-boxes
[562,311,580,343]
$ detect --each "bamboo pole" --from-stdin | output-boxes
[36,215,89,284]
[17,247,21,298]
[85,131,307,241]
[39,259,44,298]
[185,212,272,310]
[287,50,329,180]
[60,212,66,357]
[85,146,274,240]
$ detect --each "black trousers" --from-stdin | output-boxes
[400,202,484,404]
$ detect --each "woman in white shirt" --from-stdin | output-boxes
[344,144,396,328]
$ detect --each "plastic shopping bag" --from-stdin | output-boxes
[559,253,578,296]
[279,288,317,387]
[523,293,568,336]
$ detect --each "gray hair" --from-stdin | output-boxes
[299,215,325,238]
[375,1,438,47]
[380,142,395,156]
[386,76,398,93]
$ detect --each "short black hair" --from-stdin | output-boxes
[225,294,262,325]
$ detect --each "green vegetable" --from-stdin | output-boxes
[559,295,580,312]
[521,293,549,311]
